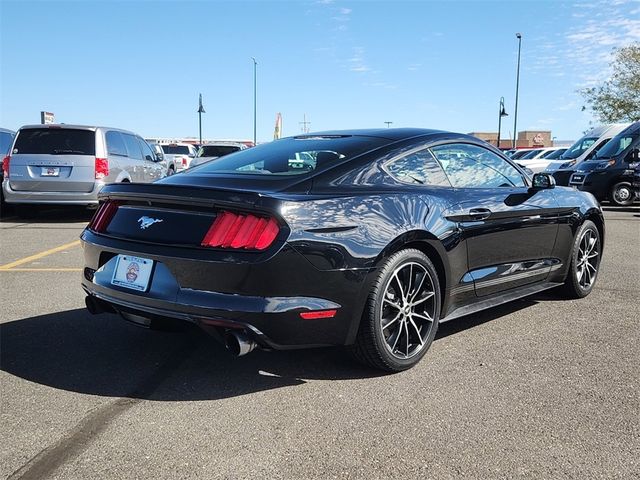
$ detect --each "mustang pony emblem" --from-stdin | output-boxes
[138,216,163,230]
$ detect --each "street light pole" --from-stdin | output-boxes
[252,57,257,146]
[197,93,205,145]
[384,121,393,128]
[513,33,522,149]
[497,97,508,148]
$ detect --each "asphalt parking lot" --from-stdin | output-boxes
[1,205,638,479]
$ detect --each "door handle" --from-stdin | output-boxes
[468,208,492,220]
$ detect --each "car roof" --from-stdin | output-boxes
[294,128,447,141]
[17,124,139,135]
[0,127,15,135]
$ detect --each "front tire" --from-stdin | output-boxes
[558,220,601,299]
[351,249,441,372]
[610,182,634,206]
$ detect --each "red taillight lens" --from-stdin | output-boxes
[95,157,109,180]
[182,157,188,166]
[2,155,9,178]
[299,310,338,320]
[88,201,119,233]
[201,211,280,250]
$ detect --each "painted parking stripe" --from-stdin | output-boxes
[0,268,82,272]
[0,240,81,271]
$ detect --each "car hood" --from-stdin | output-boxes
[576,160,612,173]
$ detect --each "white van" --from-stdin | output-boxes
[545,123,630,185]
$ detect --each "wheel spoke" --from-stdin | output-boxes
[408,317,424,346]
[410,270,426,302]
[412,290,435,306]
[389,326,402,353]
[587,251,598,259]
[586,261,597,273]
[406,264,414,300]
[392,271,405,300]
[383,298,402,310]
[577,265,585,282]
[404,321,410,357]
[382,312,401,330]
[411,312,433,324]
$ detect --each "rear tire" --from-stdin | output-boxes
[350,249,441,372]
[167,166,175,176]
[610,182,634,206]
[558,220,601,299]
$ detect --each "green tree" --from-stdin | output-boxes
[581,43,640,123]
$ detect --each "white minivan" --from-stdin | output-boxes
[545,123,630,185]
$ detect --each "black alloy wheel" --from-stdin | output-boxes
[351,249,441,372]
[610,182,634,207]
[559,220,601,299]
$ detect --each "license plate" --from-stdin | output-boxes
[570,175,584,184]
[41,167,60,177]
[111,255,154,292]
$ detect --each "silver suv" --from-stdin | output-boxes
[2,124,165,207]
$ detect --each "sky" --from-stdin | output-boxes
[1,0,639,143]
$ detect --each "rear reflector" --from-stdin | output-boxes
[88,201,119,233]
[95,157,109,179]
[299,310,338,320]
[201,211,280,250]
[2,155,9,178]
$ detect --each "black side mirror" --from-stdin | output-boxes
[625,148,639,162]
[145,155,154,162]
[531,172,556,190]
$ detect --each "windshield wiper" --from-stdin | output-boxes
[52,149,86,154]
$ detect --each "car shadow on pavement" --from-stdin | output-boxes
[0,205,94,223]
[1,295,546,401]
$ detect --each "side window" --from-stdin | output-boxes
[585,138,609,159]
[105,131,127,156]
[384,149,450,186]
[122,134,143,160]
[431,143,525,188]
[138,138,155,162]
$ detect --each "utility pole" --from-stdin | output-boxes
[513,33,522,149]
[197,93,205,145]
[252,57,257,145]
[384,121,393,128]
[299,114,311,133]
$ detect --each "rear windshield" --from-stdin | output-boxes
[190,135,389,177]
[560,136,597,159]
[520,149,543,159]
[13,128,95,155]
[542,149,566,159]
[199,145,241,158]
[161,145,191,155]
[0,131,13,154]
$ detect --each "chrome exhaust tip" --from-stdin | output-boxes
[224,331,257,357]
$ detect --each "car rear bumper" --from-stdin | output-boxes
[80,230,373,348]
[2,179,103,205]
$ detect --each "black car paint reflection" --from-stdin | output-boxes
[81,128,603,352]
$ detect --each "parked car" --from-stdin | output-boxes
[2,124,165,215]
[149,143,177,176]
[541,148,567,160]
[190,142,247,168]
[0,127,16,217]
[509,148,536,160]
[81,128,604,372]
[545,124,631,185]
[569,121,640,206]
[517,147,568,174]
[159,143,198,172]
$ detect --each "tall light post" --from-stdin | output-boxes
[512,32,522,149]
[384,121,393,128]
[252,57,257,145]
[197,93,205,145]
[497,97,508,149]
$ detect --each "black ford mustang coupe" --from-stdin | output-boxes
[81,129,604,371]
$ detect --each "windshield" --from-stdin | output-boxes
[560,136,598,159]
[190,135,388,177]
[161,145,191,155]
[13,128,95,155]
[199,145,241,158]
[0,131,14,155]
[593,132,639,160]
[542,148,566,159]
[520,149,543,159]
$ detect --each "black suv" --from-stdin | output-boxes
[569,122,640,206]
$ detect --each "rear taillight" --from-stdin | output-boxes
[88,201,119,233]
[201,211,280,250]
[95,157,109,179]
[181,157,188,167]
[2,155,9,178]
